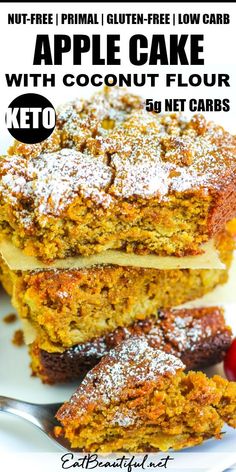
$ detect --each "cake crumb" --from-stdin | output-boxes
[3,313,17,324]
[12,329,24,346]
[54,426,63,438]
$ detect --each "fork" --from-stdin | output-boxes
[0,395,74,451]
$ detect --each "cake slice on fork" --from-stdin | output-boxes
[55,337,236,452]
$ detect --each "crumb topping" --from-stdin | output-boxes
[58,87,142,135]
[105,126,236,199]
[65,338,184,411]
[0,149,113,222]
[3,313,17,324]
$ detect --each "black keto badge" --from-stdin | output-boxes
[5,93,56,144]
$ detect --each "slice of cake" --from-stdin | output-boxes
[30,306,232,384]
[55,337,236,452]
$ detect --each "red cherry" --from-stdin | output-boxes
[224,338,236,381]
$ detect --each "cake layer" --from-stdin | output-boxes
[1,89,236,262]
[55,337,236,452]
[30,306,232,384]
[0,229,233,351]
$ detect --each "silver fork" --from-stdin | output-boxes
[0,395,75,451]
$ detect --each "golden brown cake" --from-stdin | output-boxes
[0,227,233,352]
[30,306,232,384]
[1,89,236,262]
[55,337,236,451]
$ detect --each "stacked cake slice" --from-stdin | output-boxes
[0,87,236,383]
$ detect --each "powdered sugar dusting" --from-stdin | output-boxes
[107,129,236,199]
[110,137,169,199]
[68,337,184,410]
[56,87,143,148]
[111,408,138,427]
[165,315,206,352]
[0,149,113,224]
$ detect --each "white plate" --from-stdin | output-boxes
[0,274,236,471]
